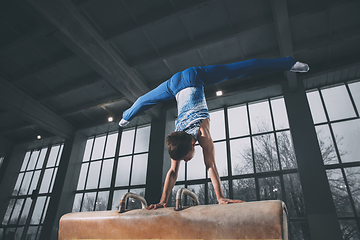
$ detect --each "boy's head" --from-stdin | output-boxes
[166,131,195,161]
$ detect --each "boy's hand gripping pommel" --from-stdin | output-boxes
[146,202,167,210]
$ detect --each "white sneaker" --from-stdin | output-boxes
[119,118,130,127]
[290,61,309,72]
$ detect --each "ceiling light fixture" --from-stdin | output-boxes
[216,91,223,96]
[37,135,41,140]
[108,117,114,122]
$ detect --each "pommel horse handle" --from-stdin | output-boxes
[175,188,199,211]
[118,192,148,213]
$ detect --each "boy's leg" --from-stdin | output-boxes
[120,81,174,126]
[200,57,300,86]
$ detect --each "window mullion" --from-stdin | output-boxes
[108,128,123,210]
[20,146,51,240]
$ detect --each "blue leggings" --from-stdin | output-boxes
[122,57,296,121]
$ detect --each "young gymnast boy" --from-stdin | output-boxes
[119,57,309,209]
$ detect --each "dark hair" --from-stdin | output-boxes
[166,131,193,160]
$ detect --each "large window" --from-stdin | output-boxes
[307,81,360,240]
[0,144,64,240]
[72,124,151,213]
[169,96,309,240]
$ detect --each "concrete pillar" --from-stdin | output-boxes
[145,110,167,205]
[282,81,343,240]
[39,132,87,240]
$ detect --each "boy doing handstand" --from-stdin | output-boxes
[119,57,309,209]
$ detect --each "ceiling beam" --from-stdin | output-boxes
[37,75,103,101]
[26,0,160,120]
[0,123,36,135]
[59,97,127,117]
[131,18,273,69]
[129,0,345,70]
[0,76,74,139]
[106,0,216,40]
[271,0,297,92]
[13,54,76,84]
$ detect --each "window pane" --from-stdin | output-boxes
[119,129,135,156]
[271,97,289,130]
[177,161,185,182]
[259,176,282,200]
[49,168,58,192]
[306,90,327,124]
[249,101,272,134]
[19,198,32,224]
[131,154,148,185]
[47,145,59,167]
[2,199,15,225]
[27,150,39,171]
[112,189,128,210]
[39,169,54,194]
[72,193,83,212]
[253,133,279,173]
[187,145,206,180]
[332,119,360,163]
[321,85,356,121]
[326,169,354,216]
[82,192,96,212]
[86,161,101,189]
[91,136,106,160]
[283,173,306,217]
[36,148,47,169]
[209,109,225,141]
[95,191,109,211]
[115,157,131,186]
[25,226,38,240]
[13,173,24,196]
[232,178,257,202]
[344,167,360,215]
[83,138,94,161]
[289,221,311,240]
[230,137,253,175]
[315,125,339,164]
[15,227,24,239]
[277,131,297,169]
[20,152,31,171]
[40,197,50,224]
[5,228,16,239]
[127,188,145,210]
[77,163,88,190]
[340,220,360,240]
[134,126,151,153]
[99,159,114,188]
[20,172,33,195]
[187,184,205,205]
[30,196,46,224]
[228,104,249,138]
[208,181,229,204]
[214,141,228,177]
[9,199,24,224]
[28,170,40,194]
[349,81,360,112]
[104,133,118,158]
[56,144,63,166]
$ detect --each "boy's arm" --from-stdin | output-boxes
[198,119,244,204]
[146,159,180,210]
